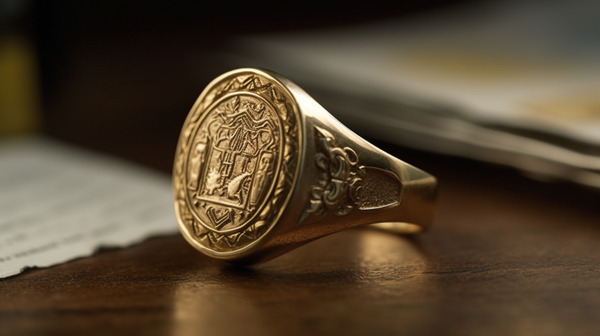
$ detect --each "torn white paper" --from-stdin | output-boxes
[0,137,178,279]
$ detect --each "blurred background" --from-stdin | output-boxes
[5,3,600,333]
[0,0,469,171]
[1,0,599,182]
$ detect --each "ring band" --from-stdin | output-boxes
[173,68,437,264]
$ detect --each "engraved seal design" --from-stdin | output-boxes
[307,127,365,216]
[174,74,300,252]
[186,94,281,229]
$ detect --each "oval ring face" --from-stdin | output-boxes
[173,71,301,255]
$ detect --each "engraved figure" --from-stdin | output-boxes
[250,152,274,206]
[227,171,251,204]
[187,142,207,191]
[204,168,222,195]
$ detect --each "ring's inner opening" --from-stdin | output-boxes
[368,222,423,234]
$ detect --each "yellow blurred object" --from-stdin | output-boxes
[0,34,41,136]
[525,92,600,121]
[393,48,563,82]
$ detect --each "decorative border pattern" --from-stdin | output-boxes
[174,73,299,252]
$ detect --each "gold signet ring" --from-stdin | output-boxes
[173,68,437,264]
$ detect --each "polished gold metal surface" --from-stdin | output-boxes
[173,68,437,263]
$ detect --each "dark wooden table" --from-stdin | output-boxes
[2,29,600,336]
[2,142,600,336]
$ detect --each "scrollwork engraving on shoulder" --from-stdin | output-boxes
[307,127,365,216]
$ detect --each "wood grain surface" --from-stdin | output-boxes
[2,144,600,336]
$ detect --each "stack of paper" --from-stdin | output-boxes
[0,137,177,278]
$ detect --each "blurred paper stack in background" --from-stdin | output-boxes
[234,0,600,189]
